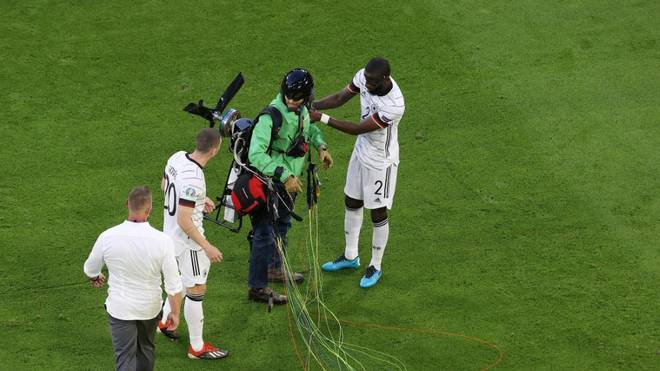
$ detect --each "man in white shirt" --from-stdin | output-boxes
[84,186,183,371]
[310,57,405,288]
[158,128,228,360]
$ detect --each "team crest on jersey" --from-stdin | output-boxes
[185,187,197,198]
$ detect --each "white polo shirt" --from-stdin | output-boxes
[84,220,183,321]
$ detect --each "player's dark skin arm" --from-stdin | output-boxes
[311,88,356,110]
[309,110,383,135]
[329,116,383,135]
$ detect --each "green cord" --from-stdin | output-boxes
[277,204,407,370]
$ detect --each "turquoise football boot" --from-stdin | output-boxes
[359,266,382,288]
[321,255,360,272]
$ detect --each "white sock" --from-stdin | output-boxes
[184,296,205,351]
[369,219,389,271]
[160,298,171,326]
[344,206,363,260]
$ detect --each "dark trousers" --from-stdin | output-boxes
[108,313,159,371]
[248,189,294,289]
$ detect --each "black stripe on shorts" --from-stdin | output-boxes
[190,250,199,276]
[384,166,391,198]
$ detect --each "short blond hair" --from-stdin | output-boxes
[127,186,152,212]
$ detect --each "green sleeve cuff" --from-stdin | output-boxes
[280,168,292,181]
[309,124,327,150]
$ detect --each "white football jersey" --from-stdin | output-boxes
[163,151,206,251]
[347,68,405,169]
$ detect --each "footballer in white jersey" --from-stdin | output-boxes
[158,128,228,360]
[350,67,405,173]
[311,57,405,288]
[163,150,207,252]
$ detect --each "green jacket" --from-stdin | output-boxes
[248,93,327,181]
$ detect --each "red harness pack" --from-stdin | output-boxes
[230,173,267,216]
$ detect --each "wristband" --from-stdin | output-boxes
[320,113,331,125]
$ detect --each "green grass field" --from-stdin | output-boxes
[1,0,659,369]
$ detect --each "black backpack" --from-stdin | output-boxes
[228,106,283,216]
[231,105,283,166]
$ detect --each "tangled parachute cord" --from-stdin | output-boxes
[277,202,407,370]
